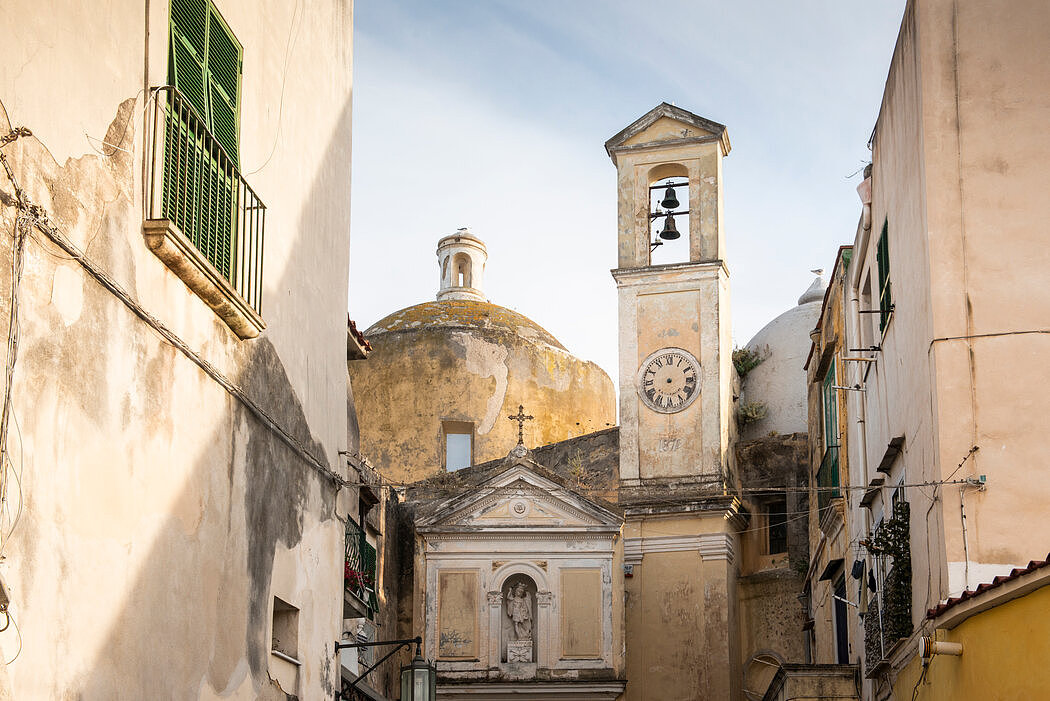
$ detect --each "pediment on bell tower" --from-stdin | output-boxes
[604,102,731,158]
[415,461,621,533]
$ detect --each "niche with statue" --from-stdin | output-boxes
[500,574,537,663]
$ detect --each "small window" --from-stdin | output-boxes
[876,221,893,332]
[767,498,788,555]
[442,420,473,472]
[272,597,299,660]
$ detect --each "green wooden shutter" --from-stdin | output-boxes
[822,359,837,450]
[205,6,242,165]
[169,0,208,118]
[876,221,892,331]
[164,0,242,280]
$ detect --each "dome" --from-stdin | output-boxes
[349,233,616,484]
[367,299,566,351]
[739,274,826,440]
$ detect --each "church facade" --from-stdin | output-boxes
[349,103,820,701]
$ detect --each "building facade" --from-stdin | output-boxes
[0,1,363,698]
[793,1,1050,698]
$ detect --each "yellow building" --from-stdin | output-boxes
[892,556,1050,700]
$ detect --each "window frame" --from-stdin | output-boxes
[441,420,475,472]
[876,220,893,332]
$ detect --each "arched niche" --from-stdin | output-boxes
[452,252,472,288]
[500,573,537,663]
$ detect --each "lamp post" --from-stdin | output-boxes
[400,640,437,701]
[335,635,434,700]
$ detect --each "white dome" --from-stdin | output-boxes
[739,275,826,440]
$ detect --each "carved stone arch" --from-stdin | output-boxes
[648,161,688,183]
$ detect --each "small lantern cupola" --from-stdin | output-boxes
[436,229,488,302]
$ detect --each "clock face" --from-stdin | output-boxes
[636,348,702,414]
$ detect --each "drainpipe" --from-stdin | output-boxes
[958,477,986,591]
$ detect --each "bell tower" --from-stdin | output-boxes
[608,104,743,701]
[606,103,734,486]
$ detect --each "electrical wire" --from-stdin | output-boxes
[242,0,302,175]
[0,128,346,489]
[910,661,928,700]
[1,609,21,665]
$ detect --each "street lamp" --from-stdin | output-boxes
[400,640,437,701]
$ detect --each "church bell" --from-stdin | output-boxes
[660,184,680,210]
[658,213,680,240]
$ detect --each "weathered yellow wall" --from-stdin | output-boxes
[349,302,616,483]
[624,514,738,701]
[892,585,1050,700]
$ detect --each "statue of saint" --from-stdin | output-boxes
[505,581,533,641]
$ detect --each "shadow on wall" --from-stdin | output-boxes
[0,95,353,698]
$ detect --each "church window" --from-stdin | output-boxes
[442,421,473,472]
[766,497,788,554]
[876,221,893,332]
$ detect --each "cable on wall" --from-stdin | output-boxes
[0,127,347,490]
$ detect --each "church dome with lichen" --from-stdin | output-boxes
[348,230,616,484]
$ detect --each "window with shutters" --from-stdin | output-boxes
[167,0,242,277]
[144,0,265,338]
[876,221,892,332]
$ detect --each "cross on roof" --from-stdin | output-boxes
[507,404,534,447]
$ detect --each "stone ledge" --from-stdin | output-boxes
[143,219,264,339]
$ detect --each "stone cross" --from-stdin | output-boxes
[507,404,534,446]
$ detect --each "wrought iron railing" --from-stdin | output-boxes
[817,445,841,513]
[863,501,912,673]
[345,516,379,617]
[144,85,265,316]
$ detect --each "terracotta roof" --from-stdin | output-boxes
[926,554,1050,619]
[348,318,372,351]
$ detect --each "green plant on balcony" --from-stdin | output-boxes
[864,501,912,671]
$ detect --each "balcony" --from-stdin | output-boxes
[863,501,913,677]
[143,85,265,338]
[345,516,379,619]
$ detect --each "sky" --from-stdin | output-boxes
[349,1,907,388]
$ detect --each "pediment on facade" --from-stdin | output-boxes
[416,461,621,532]
[604,102,730,157]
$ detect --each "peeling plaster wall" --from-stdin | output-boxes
[0,1,354,697]
[349,323,615,484]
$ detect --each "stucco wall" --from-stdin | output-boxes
[0,1,354,697]
[623,513,739,701]
[891,584,1050,700]
[852,0,1050,637]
